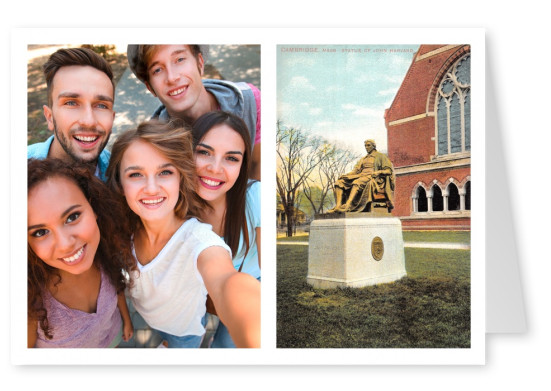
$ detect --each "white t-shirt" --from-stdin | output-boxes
[129,218,231,337]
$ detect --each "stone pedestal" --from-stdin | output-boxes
[307,215,406,289]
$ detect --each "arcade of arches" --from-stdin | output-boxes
[413,180,470,213]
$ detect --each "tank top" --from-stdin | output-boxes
[35,268,122,348]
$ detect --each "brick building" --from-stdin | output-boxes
[385,45,471,230]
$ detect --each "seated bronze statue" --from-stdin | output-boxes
[328,139,395,213]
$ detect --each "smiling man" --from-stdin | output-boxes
[126,44,261,180]
[28,47,115,181]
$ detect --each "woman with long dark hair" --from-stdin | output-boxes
[192,111,261,348]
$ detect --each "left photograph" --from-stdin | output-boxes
[26,44,261,349]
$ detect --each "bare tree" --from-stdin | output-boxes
[276,121,324,237]
[302,142,360,215]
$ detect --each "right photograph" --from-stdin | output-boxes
[276,44,471,348]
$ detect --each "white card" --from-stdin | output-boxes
[12,27,490,365]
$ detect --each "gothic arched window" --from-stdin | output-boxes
[447,183,460,211]
[431,185,444,212]
[417,186,428,212]
[465,181,471,210]
[436,54,471,156]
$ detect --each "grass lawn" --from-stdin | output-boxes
[277,231,471,348]
[402,230,471,243]
[277,235,310,243]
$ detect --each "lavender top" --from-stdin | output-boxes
[35,268,122,348]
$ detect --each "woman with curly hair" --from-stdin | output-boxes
[27,158,136,348]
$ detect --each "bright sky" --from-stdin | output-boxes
[277,44,420,155]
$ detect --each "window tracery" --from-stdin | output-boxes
[436,54,471,156]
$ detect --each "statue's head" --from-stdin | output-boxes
[364,139,376,153]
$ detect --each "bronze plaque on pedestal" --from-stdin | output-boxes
[371,236,384,261]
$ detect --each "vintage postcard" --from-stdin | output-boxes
[276,43,476,352]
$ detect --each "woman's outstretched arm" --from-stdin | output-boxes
[197,246,260,348]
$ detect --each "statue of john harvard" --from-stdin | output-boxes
[328,139,395,213]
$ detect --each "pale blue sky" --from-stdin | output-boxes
[277,44,419,155]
